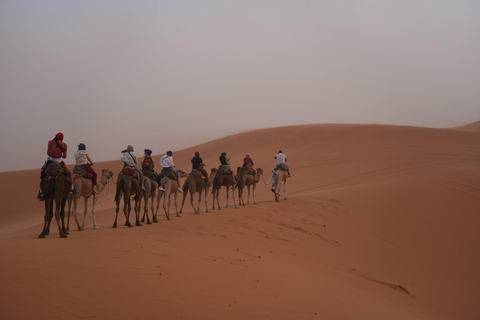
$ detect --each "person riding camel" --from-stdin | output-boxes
[141,149,157,180]
[191,151,210,188]
[242,152,258,182]
[120,145,145,191]
[274,150,291,177]
[74,143,98,194]
[158,150,183,193]
[38,132,76,199]
[218,151,236,184]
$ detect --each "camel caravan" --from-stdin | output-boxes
[37,133,291,238]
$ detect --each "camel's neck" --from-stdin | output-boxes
[209,173,216,184]
[97,175,108,193]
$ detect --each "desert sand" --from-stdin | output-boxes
[1,123,479,320]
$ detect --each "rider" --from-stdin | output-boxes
[242,152,258,182]
[191,151,210,188]
[74,143,98,193]
[159,150,183,193]
[120,145,145,191]
[218,151,236,183]
[141,149,157,180]
[274,150,291,177]
[38,132,76,199]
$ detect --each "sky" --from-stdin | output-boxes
[1,0,480,172]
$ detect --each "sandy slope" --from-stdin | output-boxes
[1,123,479,320]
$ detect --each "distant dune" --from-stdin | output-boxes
[1,122,479,320]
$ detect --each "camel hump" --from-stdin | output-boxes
[160,168,176,180]
[122,167,136,176]
[73,165,86,175]
[45,162,64,175]
[218,165,232,175]
[190,169,202,177]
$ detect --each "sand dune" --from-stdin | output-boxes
[1,123,479,320]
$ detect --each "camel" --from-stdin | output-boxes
[155,170,189,220]
[237,167,263,206]
[67,168,113,231]
[140,174,158,224]
[211,167,237,210]
[272,168,289,202]
[112,169,142,228]
[38,162,71,238]
[179,168,215,214]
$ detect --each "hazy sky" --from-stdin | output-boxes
[1,0,480,171]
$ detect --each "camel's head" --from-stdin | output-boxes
[210,168,217,174]
[177,170,189,178]
[102,169,114,179]
[257,168,263,175]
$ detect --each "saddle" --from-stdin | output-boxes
[245,164,255,175]
[73,165,93,180]
[276,163,288,171]
[41,160,68,179]
[142,168,158,181]
[118,167,139,184]
[122,167,136,176]
[191,169,206,180]
[160,168,176,181]
[217,165,232,175]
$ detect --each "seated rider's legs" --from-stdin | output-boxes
[134,167,145,189]
[166,167,183,192]
[82,164,97,186]
[225,165,236,184]
[275,163,291,177]
[198,167,210,186]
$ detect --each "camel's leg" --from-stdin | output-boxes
[216,189,222,210]
[66,194,72,232]
[164,193,171,220]
[124,196,133,228]
[225,187,229,208]
[196,191,201,214]
[54,199,67,238]
[175,193,180,217]
[71,195,82,231]
[180,187,188,214]
[283,180,287,200]
[275,183,280,202]
[252,184,257,205]
[113,191,122,228]
[232,186,238,208]
[191,188,199,214]
[246,186,251,205]
[135,195,142,226]
[204,189,210,213]
[155,190,164,222]
[113,203,120,228]
[212,189,216,210]
[39,201,52,238]
[148,196,154,224]
[91,195,99,230]
[237,187,242,206]
[143,193,150,224]
[140,194,146,222]
[242,187,246,206]
[45,200,54,235]
[81,197,88,230]
[60,198,68,236]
